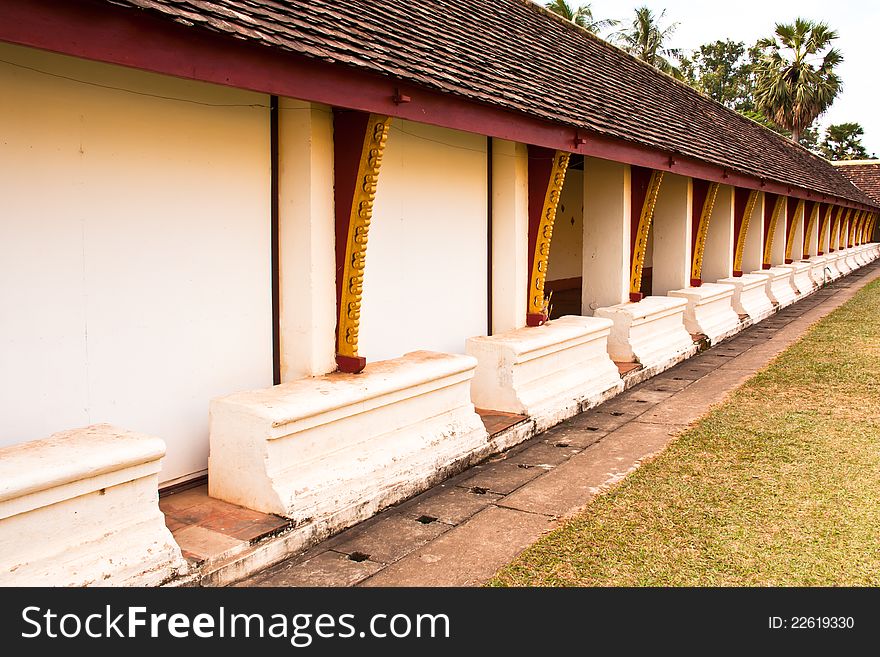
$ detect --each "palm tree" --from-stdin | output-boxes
[753,18,843,143]
[612,6,683,78]
[544,0,618,34]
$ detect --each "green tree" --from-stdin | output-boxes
[544,1,618,34]
[612,6,683,78]
[752,18,843,143]
[820,122,872,160]
[799,124,822,155]
[685,40,753,111]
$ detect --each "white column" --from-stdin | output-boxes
[702,184,734,282]
[490,139,529,334]
[741,192,765,273]
[278,99,337,381]
[651,173,692,295]
[582,157,630,314]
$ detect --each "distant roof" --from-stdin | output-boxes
[100,0,874,206]
[833,161,880,205]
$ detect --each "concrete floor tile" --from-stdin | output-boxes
[511,439,582,466]
[622,387,678,404]
[358,506,555,587]
[242,550,382,587]
[331,512,451,565]
[643,377,693,392]
[542,423,609,449]
[572,409,634,431]
[500,422,684,517]
[455,459,548,495]
[394,484,502,526]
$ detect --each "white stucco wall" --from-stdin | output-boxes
[0,44,273,485]
[359,120,488,361]
[547,169,584,282]
[582,158,630,313]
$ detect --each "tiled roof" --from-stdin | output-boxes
[834,161,880,205]
[103,0,875,206]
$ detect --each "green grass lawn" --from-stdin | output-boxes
[491,278,880,586]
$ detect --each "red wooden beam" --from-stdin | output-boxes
[0,0,875,212]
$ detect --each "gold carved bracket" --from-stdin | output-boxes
[803,202,820,257]
[690,182,720,284]
[527,150,570,325]
[629,170,664,299]
[336,114,391,372]
[817,205,833,254]
[762,195,785,266]
[733,190,759,274]
[784,199,804,262]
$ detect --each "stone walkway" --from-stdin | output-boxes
[238,262,880,587]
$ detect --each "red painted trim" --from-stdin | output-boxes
[630,166,653,261]
[1,0,875,213]
[545,276,582,292]
[732,187,751,265]
[526,313,547,327]
[336,354,366,374]
[689,278,703,287]
[333,109,371,366]
[527,145,555,307]
[629,292,644,303]
[801,200,815,256]
[691,179,711,280]
[732,270,743,277]
[762,192,778,267]
[784,258,793,264]
[785,197,799,253]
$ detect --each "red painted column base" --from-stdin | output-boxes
[629,292,644,303]
[784,258,793,264]
[689,278,702,287]
[526,313,547,327]
[817,251,824,256]
[732,270,743,277]
[761,263,771,270]
[336,354,366,374]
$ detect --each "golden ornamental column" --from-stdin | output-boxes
[526,148,570,326]
[333,112,391,373]
[628,168,664,301]
[689,180,720,286]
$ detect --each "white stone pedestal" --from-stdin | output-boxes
[823,253,844,279]
[779,261,815,296]
[717,274,775,323]
[0,425,186,586]
[667,282,741,344]
[855,245,870,266]
[806,255,834,286]
[467,315,623,431]
[833,251,851,276]
[595,296,696,372]
[752,267,798,307]
[843,248,860,271]
[209,351,488,526]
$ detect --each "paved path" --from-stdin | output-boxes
[238,262,880,587]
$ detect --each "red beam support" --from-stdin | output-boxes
[0,0,875,214]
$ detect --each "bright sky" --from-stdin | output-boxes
[569,0,880,156]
